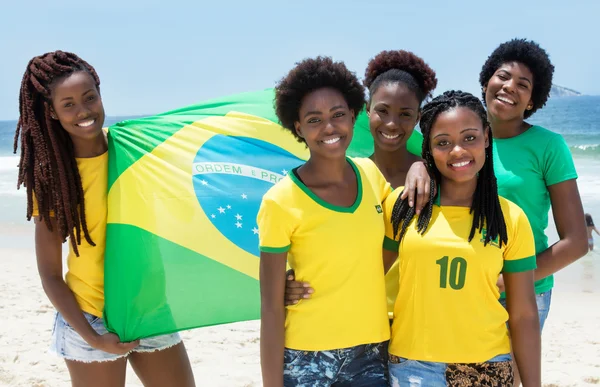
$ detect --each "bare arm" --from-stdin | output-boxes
[35,218,138,354]
[383,249,398,274]
[504,270,541,387]
[534,180,588,281]
[260,252,287,387]
[593,226,600,236]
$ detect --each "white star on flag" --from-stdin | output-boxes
[235,221,243,228]
[252,227,259,235]
[211,214,216,219]
[201,180,208,186]
[227,205,232,209]
[241,193,247,199]
[218,207,225,214]
[282,169,288,175]
[235,214,243,221]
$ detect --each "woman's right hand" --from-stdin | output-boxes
[400,161,434,215]
[91,332,140,355]
[284,270,313,306]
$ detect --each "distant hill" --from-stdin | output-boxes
[550,85,582,98]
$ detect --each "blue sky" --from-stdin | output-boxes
[1,0,597,120]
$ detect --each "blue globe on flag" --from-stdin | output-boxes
[192,135,303,256]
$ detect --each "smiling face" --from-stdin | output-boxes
[484,61,534,122]
[294,87,354,160]
[50,71,105,142]
[430,107,489,184]
[367,83,420,152]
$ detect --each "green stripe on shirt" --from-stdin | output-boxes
[503,255,537,273]
[383,236,399,252]
[259,245,291,254]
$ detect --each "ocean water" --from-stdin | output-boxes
[0,97,599,291]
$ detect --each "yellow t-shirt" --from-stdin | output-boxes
[33,152,108,317]
[382,189,536,363]
[257,157,391,351]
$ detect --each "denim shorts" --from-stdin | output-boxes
[499,289,552,330]
[49,311,181,363]
[388,354,512,387]
[283,341,388,386]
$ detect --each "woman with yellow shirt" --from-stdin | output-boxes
[258,56,391,386]
[14,51,195,387]
[284,50,437,320]
[382,90,540,386]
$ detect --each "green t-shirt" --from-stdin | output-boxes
[493,126,578,295]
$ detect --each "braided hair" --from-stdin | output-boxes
[364,50,437,105]
[390,90,508,247]
[14,51,101,256]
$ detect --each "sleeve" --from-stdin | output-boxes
[502,205,537,273]
[382,188,402,252]
[543,134,578,186]
[256,195,293,254]
[31,192,55,217]
[32,193,40,217]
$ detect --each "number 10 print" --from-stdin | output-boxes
[436,256,467,290]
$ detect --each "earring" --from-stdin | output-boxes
[526,105,533,110]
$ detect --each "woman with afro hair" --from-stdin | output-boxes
[481,38,588,386]
[257,56,391,386]
[284,50,438,321]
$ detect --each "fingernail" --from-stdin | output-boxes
[409,201,413,207]
[287,275,293,280]
[303,283,310,287]
[303,294,310,298]
[307,289,314,294]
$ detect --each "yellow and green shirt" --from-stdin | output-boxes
[257,157,391,351]
[383,189,536,363]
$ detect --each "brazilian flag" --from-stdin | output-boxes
[104,88,423,341]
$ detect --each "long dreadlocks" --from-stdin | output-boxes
[14,51,100,256]
[390,90,508,247]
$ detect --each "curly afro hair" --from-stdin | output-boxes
[479,38,554,118]
[275,56,365,143]
[364,50,437,105]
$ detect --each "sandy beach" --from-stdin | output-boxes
[0,239,598,386]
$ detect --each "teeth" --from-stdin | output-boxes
[323,137,341,144]
[496,96,515,105]
[381,132,400,140]
[452,161,470,167]
[77,119,95,127]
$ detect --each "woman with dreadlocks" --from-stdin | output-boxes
[14,51,195,386]
[382,91,541,386]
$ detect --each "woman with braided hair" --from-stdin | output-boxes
[397,38,588,386]
[14,51,195,386]
[382,90,541,386]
